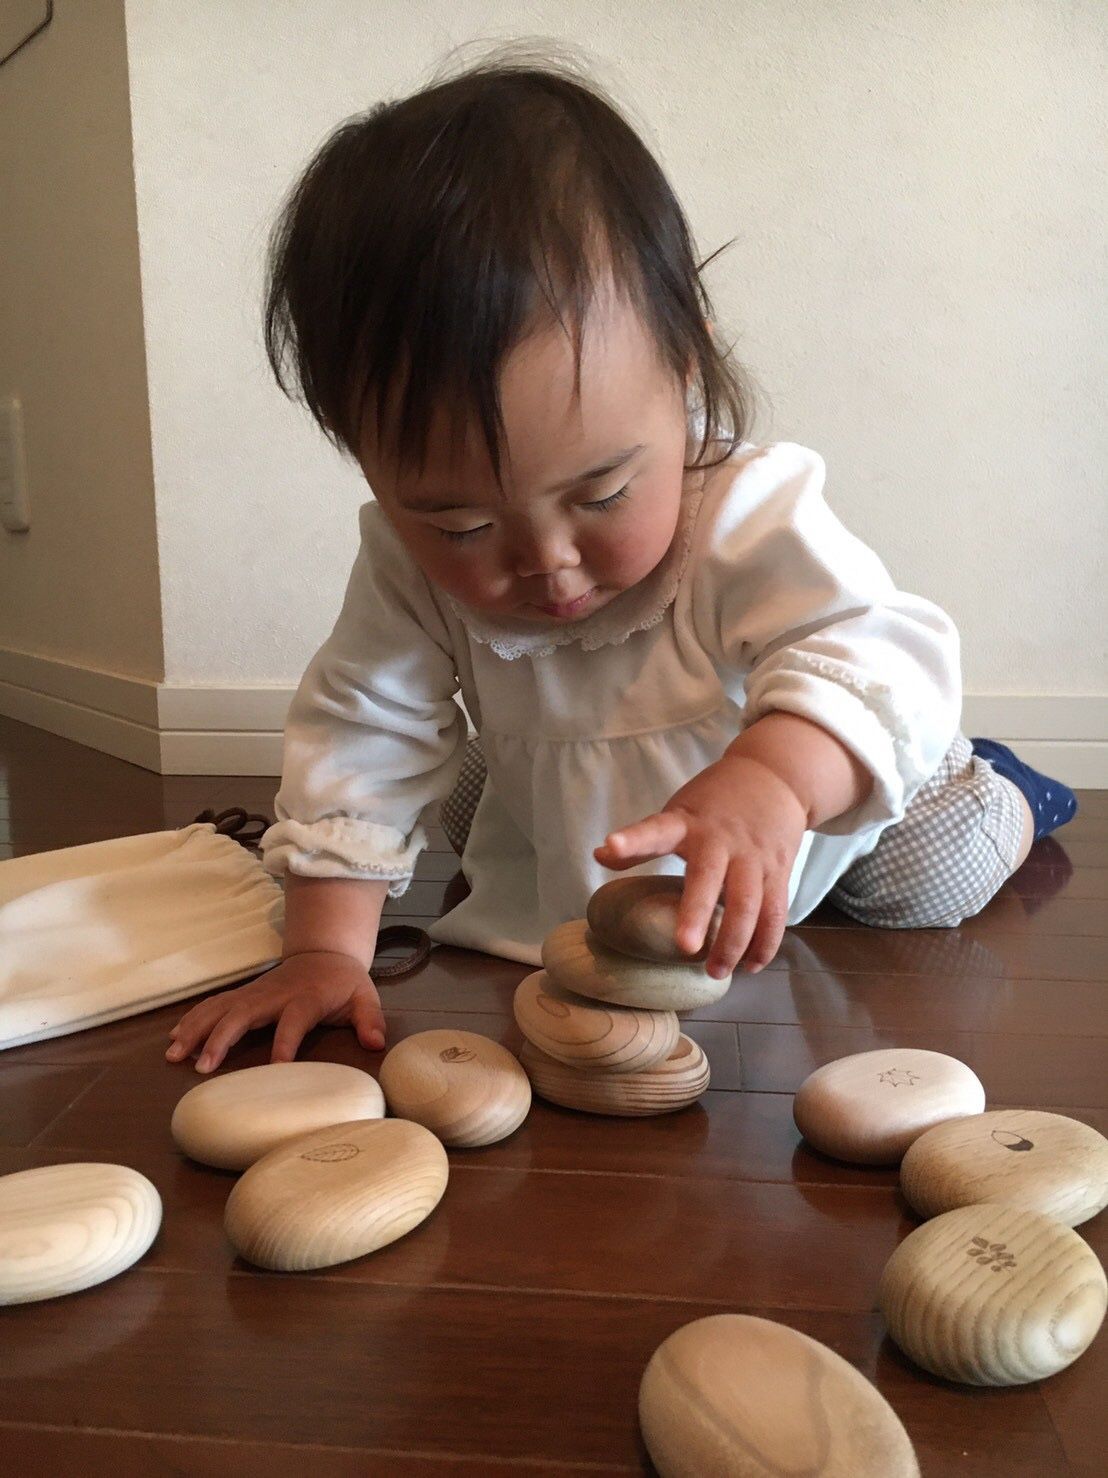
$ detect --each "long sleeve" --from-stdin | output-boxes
[691,443,962,835]
[260,500,468,894]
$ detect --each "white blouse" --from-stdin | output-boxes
[260,442,962,966]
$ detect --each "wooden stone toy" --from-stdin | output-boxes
[171,1060,385,1170]
[879,1203,1107,1385]
[0,1163,162,1305]
[224,1117,448,1272]
[793,1048,986,1165]
[639,1313,919,1477]
[378,1029,531,1147]
[587,874,723,963]
[900,1108,1108,1227]
[513,969,679,1074]
[520,1034,710,1117]
[542,919,729,1012]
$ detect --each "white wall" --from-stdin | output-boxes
[2,2,1103,775]
[122,0,1106,695]
[0,0,162,679]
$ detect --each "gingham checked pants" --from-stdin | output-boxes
[439,731,1026,929]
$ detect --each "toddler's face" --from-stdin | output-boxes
[358,284,697,624]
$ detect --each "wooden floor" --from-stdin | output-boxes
[0,712,1105,1476]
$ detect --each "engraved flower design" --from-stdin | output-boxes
[876,1068,920,1087]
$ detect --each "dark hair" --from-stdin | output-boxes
[263,44,754,486]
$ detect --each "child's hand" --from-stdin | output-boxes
[593,754,808,978]
[165,951,386,1074]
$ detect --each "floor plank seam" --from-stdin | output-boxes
[21,1065,113,1150]
[0,1423,635,1471]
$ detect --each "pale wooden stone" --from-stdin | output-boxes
[0,1163,162,1305]
[587,875,723,963]
[513,969,679,1074]
[171,1060,385,1170]
[879,1203,1107,1386]
[542,919,729,1012]
[224,1117,448,1271]
[520,1034,709,1117]
[900,1108,1108,1227]
[793,1048,986,1166]
[639,1312,920,1477]
[378,1029,531,1147]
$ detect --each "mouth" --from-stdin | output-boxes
[531,588,597,619]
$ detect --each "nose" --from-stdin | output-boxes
[511,522,581,579]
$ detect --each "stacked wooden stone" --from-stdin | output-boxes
[515,876,730,1117]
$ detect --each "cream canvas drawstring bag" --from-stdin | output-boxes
[0,822,285,1051]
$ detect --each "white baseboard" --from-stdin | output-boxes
[1,647,1106,785]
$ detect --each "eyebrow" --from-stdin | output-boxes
[398,444,645,513]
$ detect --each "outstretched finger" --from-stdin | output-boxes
[166,993,236,1062]
[594,812,689,870]
[740,872,790,972]
[705,859,763,978]
[271,993,325,1064]
[351,986,387,1053]
[675,845,728,957]
[195,1001,272,1074]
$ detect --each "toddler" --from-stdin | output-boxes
[168,52,1076,1075]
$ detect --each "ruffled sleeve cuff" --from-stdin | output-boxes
[259,816,428,898]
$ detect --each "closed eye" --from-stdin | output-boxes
[437,523,491,542]
[437,484,630,540]
[584,485,631,512]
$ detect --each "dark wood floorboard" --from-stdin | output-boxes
[0,713,1105,1474]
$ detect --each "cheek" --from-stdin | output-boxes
[591,487,683,584]
[399,529,504,605]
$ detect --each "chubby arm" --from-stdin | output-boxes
[597,443,958,980]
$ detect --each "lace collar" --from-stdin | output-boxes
[443,467,707,661]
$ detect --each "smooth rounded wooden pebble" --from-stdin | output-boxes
[171,1060,385,1170]
[542,919,729,1012]
[900,1108,1108,1227]
[520,1034,709,1117]
[793,1048,986,1165]
[0,1163,162,1305]
[587,874,723,963]
[378,1029,531,1147]
[224,1117,448,1271]
[513,969,679,1074]
[639,1313,919,1477]
[879,1203,1107,1385]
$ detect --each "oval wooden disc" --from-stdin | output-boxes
[587,875,722,963]
[520,1034,709,1117]
[513,969,679,1074]
[0,1163,162,1305]
[900,1108,1108,1227]
[378,1029,531,1148]
[224,1117,448,1271]
[639,1313,919,1477]
[541,919,729,1012]
[793,1048,986,1166]
[879,1203,1107,1386]
[171,1060,386,1170]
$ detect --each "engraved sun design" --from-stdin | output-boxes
[440,1046,476,1064]
[876,1068,921,1087]
[967,1237,1017,1272]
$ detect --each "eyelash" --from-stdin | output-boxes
[436,485,631,542]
